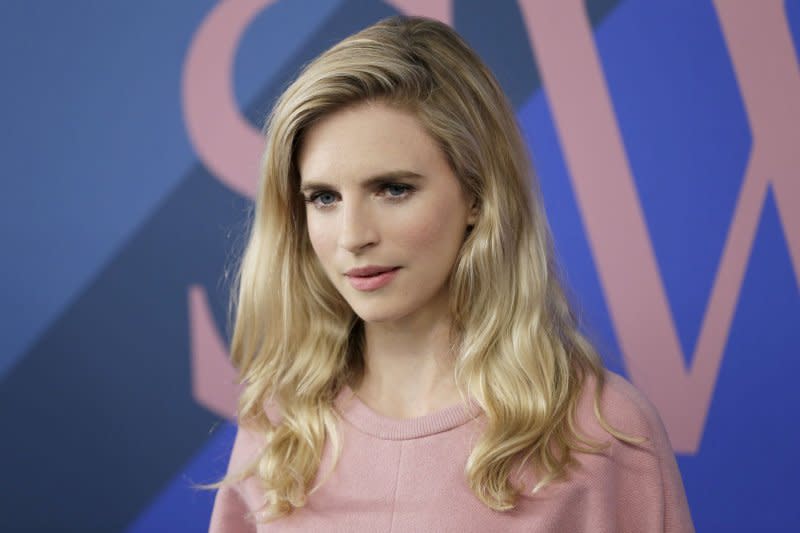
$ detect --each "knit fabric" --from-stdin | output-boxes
[209,371,694,532]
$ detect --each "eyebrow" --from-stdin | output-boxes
[299,170,424,193]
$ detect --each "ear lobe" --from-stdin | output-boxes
[467,199,479,225]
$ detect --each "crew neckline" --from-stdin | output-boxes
[334,386,484,440]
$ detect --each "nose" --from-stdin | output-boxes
[338,197,379,253]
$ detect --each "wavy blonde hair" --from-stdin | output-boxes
[222,15,637,520]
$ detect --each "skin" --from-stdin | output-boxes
[298,101,477,418]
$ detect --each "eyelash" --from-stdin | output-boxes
[303,183,414,210]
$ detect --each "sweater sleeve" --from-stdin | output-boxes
[640,394,694,532]
[603,372,695,533]
[208,427,259,533]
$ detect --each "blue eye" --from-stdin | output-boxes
[382,183,412,199]
[305,191,338,208]
[316,192,336,204]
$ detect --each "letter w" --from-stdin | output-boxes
[518,0,800,453]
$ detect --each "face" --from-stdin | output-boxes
[298,101,477,325]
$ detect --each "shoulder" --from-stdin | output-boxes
[228,398,283,469]
[208,424,266,533]
[227,424,267,473]
[574,369,670,450]
[569,370,695,532]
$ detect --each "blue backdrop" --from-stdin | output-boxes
[1,1,798,531]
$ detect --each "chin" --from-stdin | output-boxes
[352,310,400,324]
[349,303,410,324]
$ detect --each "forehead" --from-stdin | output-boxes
[297,102,448,185]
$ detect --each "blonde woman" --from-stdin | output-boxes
[209,15,693,532]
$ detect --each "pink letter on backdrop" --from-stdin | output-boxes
[383,0,453,25]
[518,0,799,453]
[188,285,241,420]
[182,0,278,200]
[182,0,453,201]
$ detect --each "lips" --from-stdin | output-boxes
[345,265,399,277]
[345,266,401,291]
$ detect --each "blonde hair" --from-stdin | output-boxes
[222,15,636,520]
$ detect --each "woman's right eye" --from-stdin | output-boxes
[306,191,338,209]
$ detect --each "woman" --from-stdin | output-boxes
[209,15,694,532]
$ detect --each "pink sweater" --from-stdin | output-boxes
[209,372,694,532]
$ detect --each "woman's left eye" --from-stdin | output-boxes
[381,183,413,199]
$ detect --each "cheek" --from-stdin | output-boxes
[306,215,336,263]
[396,217,443,250]
[394,199,465,254]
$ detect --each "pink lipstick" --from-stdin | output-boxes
[345,266,400,291]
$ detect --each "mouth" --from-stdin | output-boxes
[345,265,400,277]
[345,267,401,291]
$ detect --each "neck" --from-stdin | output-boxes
[354,307,463,419]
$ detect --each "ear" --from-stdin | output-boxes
[467,197,480,226]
